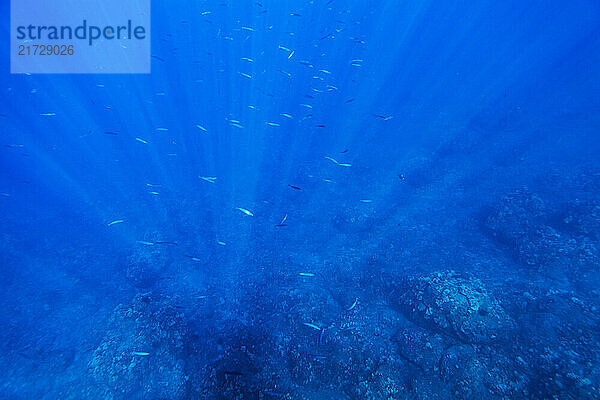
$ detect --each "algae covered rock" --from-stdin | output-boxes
[89,292,188,400]
[394,271,515,344]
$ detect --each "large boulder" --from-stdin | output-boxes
[393,271,516,344]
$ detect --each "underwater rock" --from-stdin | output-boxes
[392,325,448,372]
[439,345,527,400]
[561,199,600,240]
[514,222,600,289]
[389,279,529,398]
[186,270,416,400]
[210,322,284,399]
[291,388,351,400]
[516,225,599,281]
[391,318,528,399]
[514,225,571,268]
[182,293,293,400]
[514,289,600,399]
[484,187,549,246]
[125,246,169,288]
[485,189,600,287]
[531,344,600,399]
[358,361,410,400]
[393,271,516,344]
[89,292,188,400]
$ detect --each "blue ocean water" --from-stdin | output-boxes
[1,1,600,399]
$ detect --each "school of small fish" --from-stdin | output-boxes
[3,2,408,365]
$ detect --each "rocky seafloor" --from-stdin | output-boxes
[2,178,600,400]
[53,186,599,400]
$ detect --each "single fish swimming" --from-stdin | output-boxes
[107,219,125,226]
[347,298,358,311]
[236,207,254,216]
[304,322,321,331]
